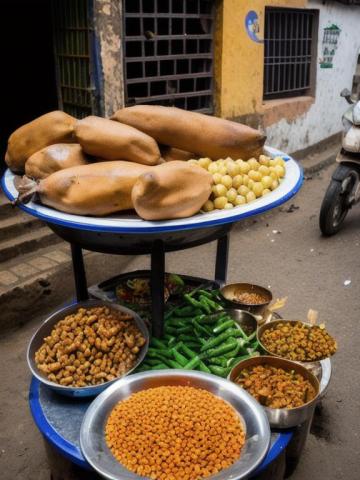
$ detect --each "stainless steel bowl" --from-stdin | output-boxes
[257,319,336,363]
[80,370,271,480]
[224,308,258,335]
[228,356,320,429]
[27,299,149,398]
[220,283,272,315]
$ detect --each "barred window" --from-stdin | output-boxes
[123,0,215,113]
[263,7,318,100]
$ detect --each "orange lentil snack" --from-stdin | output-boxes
[105,385,245,480]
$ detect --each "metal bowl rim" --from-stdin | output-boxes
[257,319,336,363]
[228,355,320,412]
[26,299,149,393]
[80,369,271,480]
[220,283,273,307]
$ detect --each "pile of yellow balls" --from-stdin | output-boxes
[189,155,286,211]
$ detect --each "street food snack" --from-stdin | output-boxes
[111,105,266,160]
[5,111,76,173]
[132,161,213,220]
[105,385,245,479]
[74,115,161,165]
[35,306,146,387]
[260,321,337,361]
[25,144,88,179]
[234,364,317,409]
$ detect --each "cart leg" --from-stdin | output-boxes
[151,240,165,338]
[215,234,229,285]
[70,244,89,302]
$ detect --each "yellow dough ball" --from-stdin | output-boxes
[214,196,228,209]
[269,159,276,167]
[252,182,264,198]
[247,158,260,171]
[221,175,233,189]
[248,179,255,189]
[198,157,212,169]
[208,163,219,174]
[258,165,270,176]
[274,165,285,178]
[227,162,241,177]
[259,155,270,166]
[262,188,271,196]
[226,188,238,203]
[224,202,234,209]
[248,170,262,182]
[261,175,272,189]
[274,156,286,166]
[188,159,199,166]
[213,172,223,185]
[232,175,243,189]
[238,185,250,196]
[239,161,250,174]
[242,174,249,186]
[202,200,215,212]
[234,194,246,206]
[246,191,256,203]
[212,184,228,197]
[218,165,228,175]
[271,179,279,190]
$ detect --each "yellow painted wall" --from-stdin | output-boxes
[215,0,307,119]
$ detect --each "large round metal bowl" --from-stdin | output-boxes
[27,299,149,398]
[257,319,336,363]
[228,355,320,429]
[80,370,271,480]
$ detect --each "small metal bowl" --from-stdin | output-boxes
[228,355,320,429]
[220,283,272,315]
[27,299,149,398]
[257,319,336,363]
[224,308,258,335]
[80,370,271,480]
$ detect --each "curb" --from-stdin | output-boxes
[302,153,337,175]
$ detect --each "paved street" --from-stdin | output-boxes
[1,162,359,480]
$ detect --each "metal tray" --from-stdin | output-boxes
[80,370,271,480]
[27,299,149,398]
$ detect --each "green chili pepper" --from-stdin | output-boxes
[166,319,188,328]
[208,356,228,367]
[150,338,167,349]
[184,294,203,309]
[198,362,211,373]
[204,340,239,358]
[200,295,222,311]
[174,306,199,316]
[208,365,230,378]
[183,356,201,370]
[178,334,201,344]
[246,331,257,342]
[177,326,194,335]
[185,342,202,350]
[197,289,213,298]
[201,329,240,352]
[223,343,242,359]
[147,347,173,359]
[213,320,236,334]
[227,354,250,368]
[171,347,188,367]
[179,343,198,359]
[193,320,211,337]
[145,358,164,366]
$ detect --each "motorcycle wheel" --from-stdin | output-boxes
[319,174,355,236]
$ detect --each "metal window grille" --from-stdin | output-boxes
[52,0,100,118]
[123,0,215,113]
[264,8,317,99]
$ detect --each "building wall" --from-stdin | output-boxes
[265,0,360,153]
[216,0,360,153]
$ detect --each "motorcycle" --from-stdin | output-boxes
[319,89,360,236]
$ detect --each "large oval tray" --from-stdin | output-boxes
[2,147,303,234]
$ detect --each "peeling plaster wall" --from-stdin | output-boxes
[266,1,360,153]
[94,0,124,117]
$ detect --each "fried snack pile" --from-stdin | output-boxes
[235,364,317,409]
[105,386,245,480]
[35,306,146,387]
[260,321,337,362]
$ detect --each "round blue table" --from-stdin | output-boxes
[29,377,296,480]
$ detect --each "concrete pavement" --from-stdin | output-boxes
[1,163,359,479]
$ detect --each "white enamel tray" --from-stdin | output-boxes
[1,146,303,234]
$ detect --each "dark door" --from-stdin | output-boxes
[0,0,58,174]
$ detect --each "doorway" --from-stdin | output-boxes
[0,0,58,174]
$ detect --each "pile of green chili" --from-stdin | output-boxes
[136,289,260,378]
